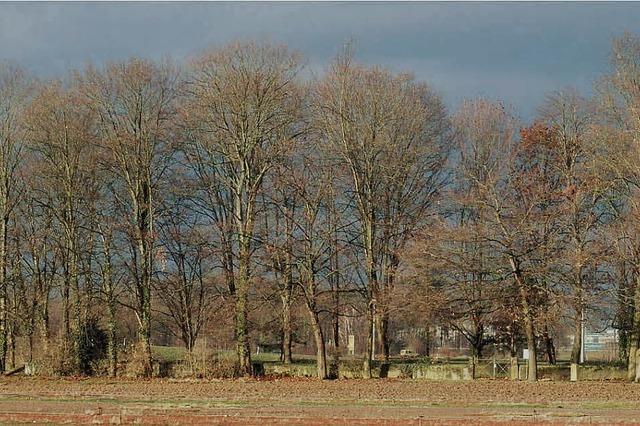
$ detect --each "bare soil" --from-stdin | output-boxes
[0,377,638,424]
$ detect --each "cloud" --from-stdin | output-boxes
[1,2,639,118]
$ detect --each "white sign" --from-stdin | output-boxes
[522,349,530,360]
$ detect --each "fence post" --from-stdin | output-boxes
[570,363,578,382]
[510,356,518,380]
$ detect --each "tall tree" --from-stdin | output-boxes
[286,151,336,379]
[80,58,180,376]
[451,99,563,381]
[313,53,450,376]
[262,163,299,365]
[182,42,304,375]
[24,79,97,373]
[0,64,28,372]
[595,32,640,381]
[537,90,612,366]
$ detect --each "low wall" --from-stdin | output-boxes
[576,364,626,381]
[501,363,625,381]
[263,361,626,381]
[266,363,318,377]
[412,363,472,380]
[24,357,627,381]
[264,361,471,380]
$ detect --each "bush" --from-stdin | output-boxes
[41,339,77,376]
[39,318,109,376]
[124,343,154,377]
[206,355,240,378]
[77,317,108,375]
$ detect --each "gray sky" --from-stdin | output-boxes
[1,1,639,119]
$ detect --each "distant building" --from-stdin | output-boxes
[584,328,618,352]
[567,327,618,361]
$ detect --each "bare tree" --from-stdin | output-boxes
[313,52,450,376]
[594,32,640,381]
[156,194,217,356]
[80,58,180,376]
[451,99,564,381]
[261,163,299,364]
[536,89,614,367]
[409,211,502,359]
[0,64,28,372]
[182,42,304,375]
[288,152,335,379]
[24,79,95,373]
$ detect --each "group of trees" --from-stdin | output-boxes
[408,33,640,382]
[0,33,640,382]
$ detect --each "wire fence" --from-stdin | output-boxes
[471,358,513,379]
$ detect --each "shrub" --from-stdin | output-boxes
[77,317,108,375]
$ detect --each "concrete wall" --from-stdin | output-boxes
[263,361,472,380]
[59,357,628,381]
[575,365,626,381]
[262,361,626,381]
[412,363,472,380]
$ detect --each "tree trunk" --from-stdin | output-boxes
[377,310,390,361]
[425,325,431,357]
[306,304,327,379]
[103,235,118,378]
[28,332,34,363]
[107,304,117,377]
[233,180,254,377]
[628,275,640,381]
[473,339,484,359]
[510,259,537,382]
[222,238,236,296]
[7,323,14,370]
[107,277,117,378]
[570,275,584,366]
[72,255,83,373]
[0,287,5,374]
[521,296,537,382]
[138,307,153,376]
[62,271,71,349]
[570,308,582,365]
[629,345,638,382]
[333,305,340,350]
[281,297,293,365]
[133,179,154,378]
[235,246,252,376]
[543,324,556,365]
[362,302,374,379]
[509,323,517,358]
[39,288,50,351]
[280,250,294,365]
[0,216,6,373]
[137,235,153,377]
[331,231,340,351]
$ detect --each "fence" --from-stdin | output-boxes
[470,357,512,379]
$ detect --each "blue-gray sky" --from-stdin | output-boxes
[1,1,639,119]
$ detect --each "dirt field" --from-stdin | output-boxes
[0,377,639,424]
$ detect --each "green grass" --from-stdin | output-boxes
[152,346,187,362]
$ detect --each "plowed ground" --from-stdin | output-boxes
[0,377,639,424]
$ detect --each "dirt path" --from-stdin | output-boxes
[0,377,638,424]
